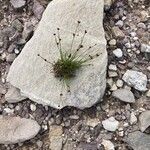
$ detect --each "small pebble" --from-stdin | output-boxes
[109,39,116,46]
[30,104,36,111]
[36,140,43,148]
[116,79,123,88]
[115,20,124,27]
[146,90,150,97]
[109,64,117,71]
[113,48,123,58]
[6,54,16,62]
[130,112,137,125]
[108,71,118,77]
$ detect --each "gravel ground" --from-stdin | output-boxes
[0,0,150,149]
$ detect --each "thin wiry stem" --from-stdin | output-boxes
[53,34,59,49]
[70,30,87,60]
[69,21,81,55]
[74,44,97,61]
[57,28,63,60]
[79,52,101,62]
[37,54,54,65]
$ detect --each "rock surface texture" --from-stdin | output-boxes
[139,111,150,132]
[112,89,135,103]
[0,116,40,144]
[7,0,107,109]
[123,70,147,91]
[125,131,150,150]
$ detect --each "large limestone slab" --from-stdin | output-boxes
[7,0,107,109]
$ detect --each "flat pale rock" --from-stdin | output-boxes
[0,116,40,144]
[124,131,150,150]
[102,117,119,132]
[139,111,150,132]
[123,70,147,92]
[112,89,135,103]
[7,0,107,109]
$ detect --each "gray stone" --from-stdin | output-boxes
[102,117,119,131]
[112,26,125,38]
[5,85,27,103]
[7,0,107,109]
[49,125,63,150]
[104,0,113,10]
[77,142,97,150]
[125,131,150,150]
[0,84,7,94]
[6,54,16,62]
[123,70,147,91]
[22,22,34,41]
[112,89,135,103]
[0,116,40,144]
[8,44,16,53]
[137,22,146,29]
[10,0,26,9]
[86,118,100,127]
[139,111,150,132]
[141,44,150,53]
[33,0,45,20]
[11,19,23,32]
[102,139,115,150]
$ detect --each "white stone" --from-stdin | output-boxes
[30,104,36,111]
[4,108,14,114]
[112,89,135,103]
[0,116,40,144]
[102,139,115,150]
[122,16,126,20]
[109,39,116,46]
[130,112,137,125]
[110,83,117,91]
[146,90,150,97]
[123,70,147,91]
[102,117,119,132]
[119,60,126,64]
[10,0,26,9]
[104,0,113,8]
[116,79,123,88]
[130,32,136,37]
[113,48,123,58]
[109,64,117,71]
[107,78,113,87]
[7,0,107,109]
[115,20,123,27]
[147,66,150,71]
